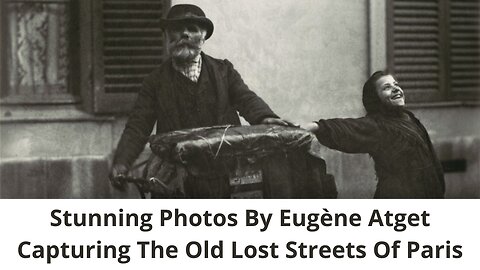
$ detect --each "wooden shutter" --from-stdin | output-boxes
[83,0,170,114]
[388,0,445,102]
[449,0,480,100]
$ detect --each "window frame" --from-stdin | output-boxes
[1,0,171,113]
[81,0,171,114]
[81,0,141,114]
[386,0,480,104]
[0,0,81,105]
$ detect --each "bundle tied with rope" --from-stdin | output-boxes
[146,124,336,198]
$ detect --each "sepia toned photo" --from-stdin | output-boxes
[0,0,479,199]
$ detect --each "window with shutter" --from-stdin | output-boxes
[1,0,170,111]
[388,0,480,103]
[0,0,79,104]
[83,0,170,114]
[387,0,445,102]
[449,0,480,100]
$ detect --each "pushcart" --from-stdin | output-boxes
[120,125,336,199]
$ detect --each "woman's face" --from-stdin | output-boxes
[375,75,405,108]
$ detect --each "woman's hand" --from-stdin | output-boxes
[300,122,319,133]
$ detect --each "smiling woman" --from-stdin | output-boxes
[302,71,445,198]
[375,75,405,107]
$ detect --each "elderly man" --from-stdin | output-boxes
[110,4,290,187]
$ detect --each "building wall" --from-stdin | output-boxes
[171,0,480,198]
[1,0,478,198]
[0,105,138,198]
[174,0,369,121]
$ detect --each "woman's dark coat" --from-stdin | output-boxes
[314,111,445,198]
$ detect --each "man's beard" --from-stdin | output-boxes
[169,37,203,65]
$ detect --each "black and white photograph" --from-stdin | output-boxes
[1,0,478,199]
[1,0,480,269]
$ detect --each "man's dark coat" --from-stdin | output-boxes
[113,53,278,167]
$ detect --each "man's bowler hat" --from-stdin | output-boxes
[160,4,214,40]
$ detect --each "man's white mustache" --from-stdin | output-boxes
[172,38,202,50]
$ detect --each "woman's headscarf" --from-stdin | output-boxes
[362,71,388,115]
